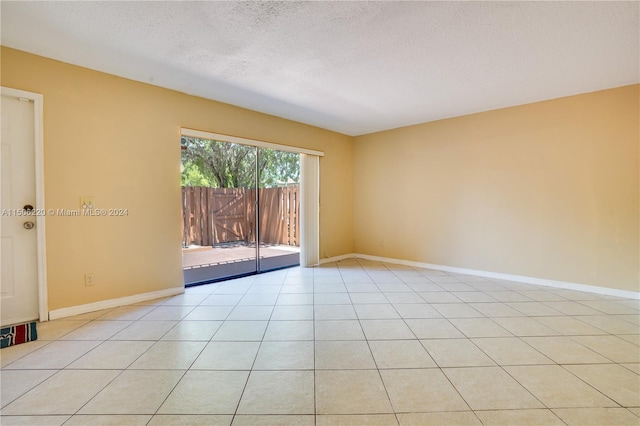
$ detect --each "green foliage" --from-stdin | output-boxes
[181,137,299,188]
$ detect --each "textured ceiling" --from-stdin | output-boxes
[1,1,638,136]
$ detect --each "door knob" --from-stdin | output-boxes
[23,221,35,230]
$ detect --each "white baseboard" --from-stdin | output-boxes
[48,286,185,320]
[319,253,357,264]
[328,253,639,300]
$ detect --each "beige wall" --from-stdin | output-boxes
[354,85,639,291]
[1,47,354,310]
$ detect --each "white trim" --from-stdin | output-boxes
[48,286,185,320]
[1,87,48,322]
[318,253,639,300]
[180,128,325,157]
[300,154,320,267]
[319,253,356,264]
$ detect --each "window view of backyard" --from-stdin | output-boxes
[181,137,301,285]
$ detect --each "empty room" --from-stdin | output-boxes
[0,1,638,425]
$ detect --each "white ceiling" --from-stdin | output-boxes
[1,1,638,136]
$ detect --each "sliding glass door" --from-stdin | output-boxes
[181,138,300,285]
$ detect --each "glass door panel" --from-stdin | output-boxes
[181,138,258,285]
[257,148,300,271]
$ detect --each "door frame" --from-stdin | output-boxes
[181,128,323,269]
[2,86,48,322]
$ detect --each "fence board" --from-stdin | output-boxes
[182,186,299,247]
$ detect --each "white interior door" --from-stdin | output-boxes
[1,93,39,326]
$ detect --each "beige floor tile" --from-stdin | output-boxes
[451,291,498,303]
[418,292,461,303]
[2,370,119,415]
[314,293,352,304]
[397,412,480,425]
[110,320,178,340]
[157,371,249,414]
[315,340,376,369]
[553,408,640,425]
[246,285,281,295]
[314,284,348,293]
[449,318,512,337]
[315,305,358,320]
[316,370,393,414]
[404,319,465,339]
[580,300,639,315]
[571,335,640,363]
[360,320,415,340]
[516,290,567,302]
[627,407,640,417]
[277,293,314,305]
[432,303,483,318]
[201,294,243,305]
[79,370,185,414]
[468,303,525,317]
[575,315,640,334]
[183,306,234,321]
[254,341,314,370]
[471,337,553,365]
[36,320,90,340]
[281,284,314,294]
[0,369,57,407]
[233,415,314,425]
[369,340,436,369]
[392,304,442,319]
[345,284,377,293]
[263,320,314,340]
[239,294,278,306]
[162,294,209,306]
[60,320,133,340]
[354,304,400,319]
[507,302,563,316]
[444,367,543,410]
[129,341,206,369]
[5,340,101,369]
[191,341,260,370]
[0,416,70,426]
[271,305,314,320]
[63,415,152,425]
[535,316,607,335]
[227,306,274,320]
[349,293,389,304]
[317,414,398,425]
[564,364,640,407]
[68,340,153,369]
[475,409,564,425]
[212,321,268,341]
[505,365,617,407]
[421,339,495,367]
[237,371,314,414]
[619,334,640,346]
[149,415,233,425]
[315,320,365,340]
[0,340,49,367]
[383,293,424,304]
[97,305,156,320]
[622,363,640,374]
[492,317,560,336]
[161,321,222,341]
[381,368,468,412]
[543,301,602,315]
[522,336,610,364]
[140,306,195,321]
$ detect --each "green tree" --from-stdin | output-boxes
[181,137,299,188]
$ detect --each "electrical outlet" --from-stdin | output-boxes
[84,273,95,286]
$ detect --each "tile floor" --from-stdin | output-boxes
[1,259,639,425]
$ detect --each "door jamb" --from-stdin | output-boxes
[1,86,48,322]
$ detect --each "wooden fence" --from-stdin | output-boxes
[182,186,300,247]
